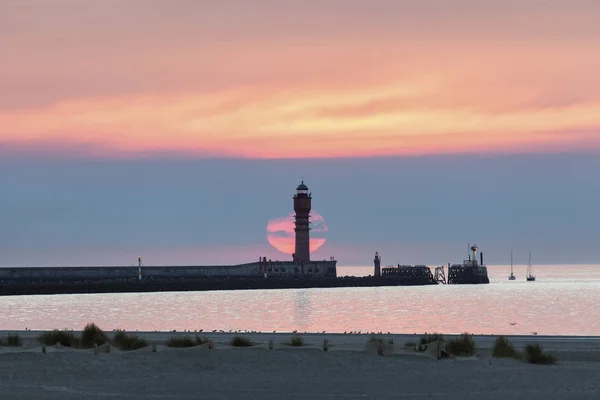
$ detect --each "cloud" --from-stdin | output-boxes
[1,80,600,159]
[1,0,600,158]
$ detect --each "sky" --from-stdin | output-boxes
[1,0,599,266]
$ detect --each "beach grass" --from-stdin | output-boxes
[38,330,80,348]
[230,336,253,347]
[525,344,557,365]
[368,335,394,344]
[420,333,442,345]
[113,330,148,350]
[492,336,520,359]
[447,333,476,357]
[283,335,305,347]
[81,323,108,348]
[0,334,22,347]
[368,335,379,343]
[166,335,208,348]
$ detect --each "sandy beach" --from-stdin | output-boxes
[1,331,599,399]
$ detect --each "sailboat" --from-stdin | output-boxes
[508,251,516,280]
[526,252,536,281]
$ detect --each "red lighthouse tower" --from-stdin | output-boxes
[293,180,311,263]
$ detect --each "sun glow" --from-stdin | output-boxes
[266,212,328,255]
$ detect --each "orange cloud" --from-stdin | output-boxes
[2,2,600,158]
[1,78,600,159]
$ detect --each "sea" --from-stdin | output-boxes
[0,265,599,335]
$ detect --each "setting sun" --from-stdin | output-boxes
[266,212,328,255]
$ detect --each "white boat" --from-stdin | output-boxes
[508,250,516,280]
[526,252,536,281]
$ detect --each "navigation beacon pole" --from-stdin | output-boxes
[293,179,312,264]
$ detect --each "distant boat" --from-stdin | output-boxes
[508,251,516,281]
[526,252,536,281]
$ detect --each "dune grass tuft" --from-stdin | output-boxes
[113,330,148,350]
[230,336,253,347]
[447,332,476,357]
[283,335,305,347]
[368,335,380,343]
[525,344,556,365]
[38,330,80,348]
[0,334,22,347]
[367,335,394,345]
[166,335,208,348]
[81,323,108,348]
[419,333,442,345]
[492,336,520,359]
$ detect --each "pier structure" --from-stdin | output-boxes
[372,243,490,285]
[292,180,311,264]
[447,244,489,284]
[381,264,437,285]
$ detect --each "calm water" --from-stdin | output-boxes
[1,265,599,335]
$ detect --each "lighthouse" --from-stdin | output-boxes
[293,180,311,263]
[374,251,381,277]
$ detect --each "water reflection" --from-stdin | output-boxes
[292,290,311,329]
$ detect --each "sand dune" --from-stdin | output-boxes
[1,332,599,399]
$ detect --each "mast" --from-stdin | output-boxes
[511,251,513,275]
[528,252,532,277]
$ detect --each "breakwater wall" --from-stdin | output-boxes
[0,275,437,296]
[0,260,338,282]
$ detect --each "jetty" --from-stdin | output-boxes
[0,181,488,296]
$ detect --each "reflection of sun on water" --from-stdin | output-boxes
[266,212,328,255]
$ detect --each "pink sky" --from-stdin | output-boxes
[1,0,600,158]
